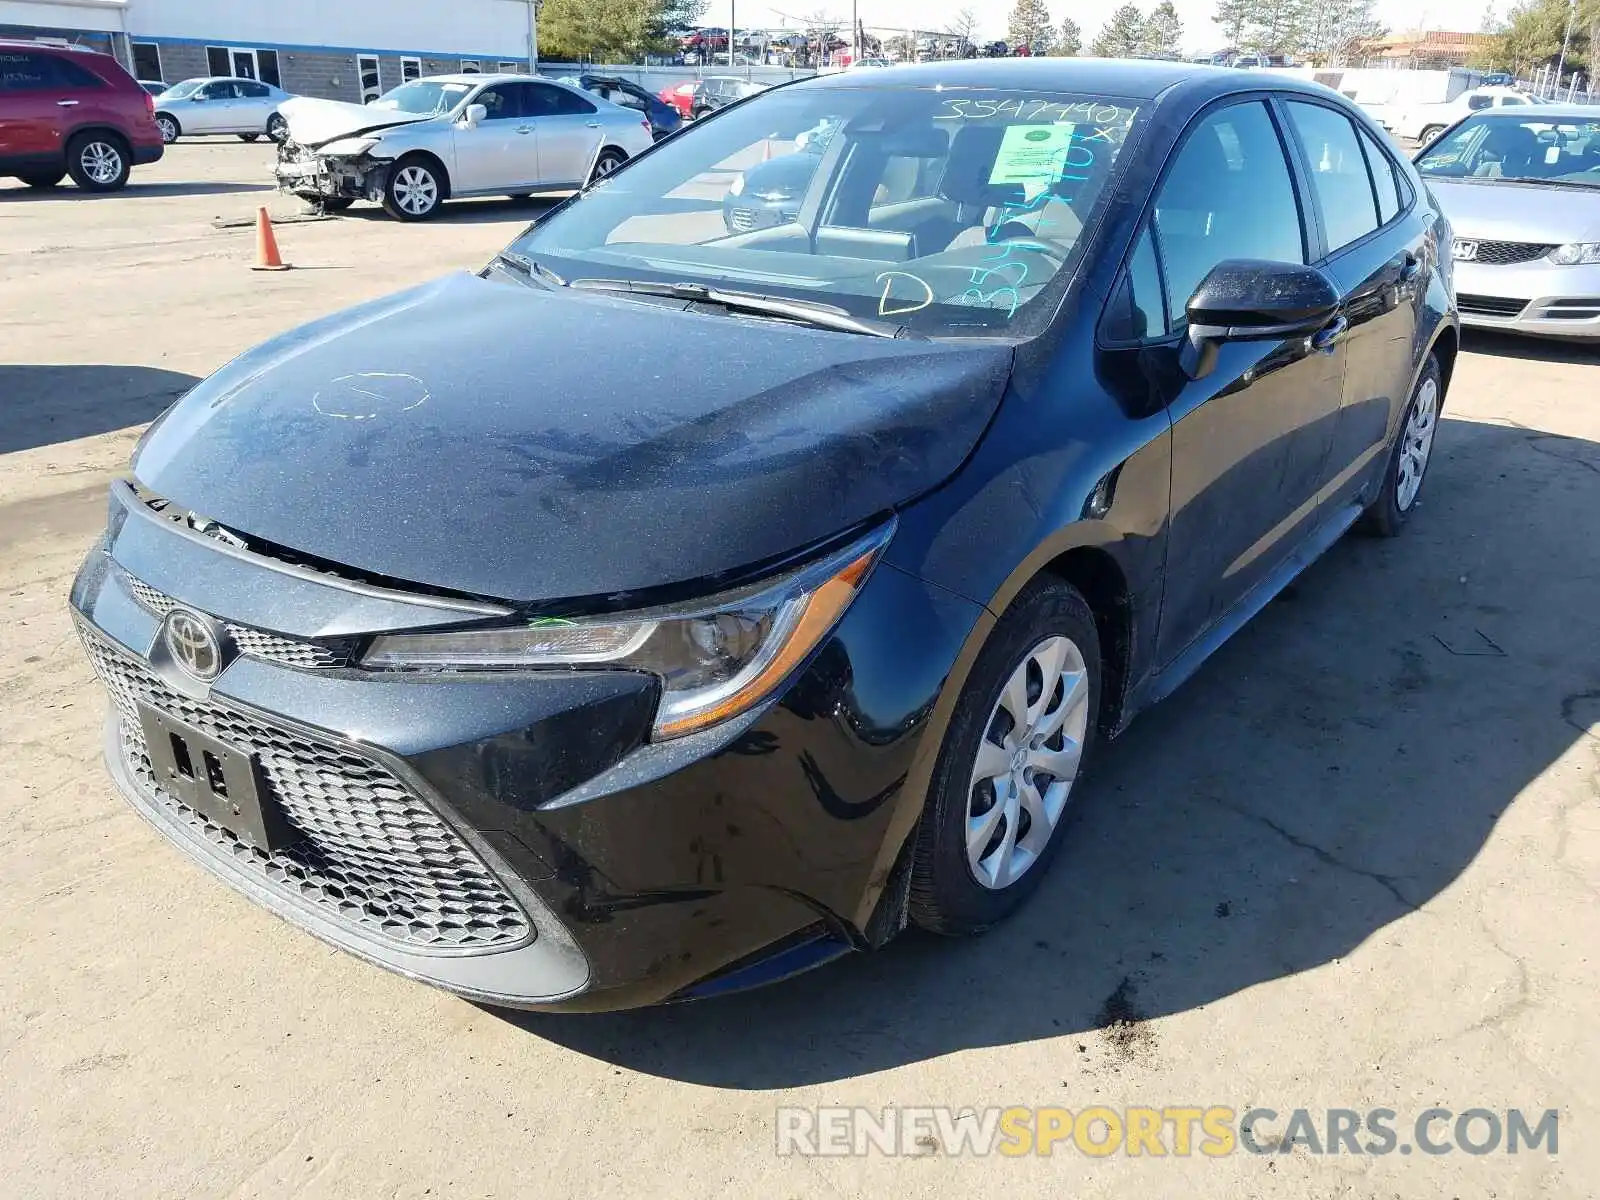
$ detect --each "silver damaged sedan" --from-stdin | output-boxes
[275,75,655,221]
[1416,107,1600,340]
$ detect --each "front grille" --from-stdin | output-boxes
[122,570,356,670]
[728,207,756,231]
[1457,293,1528,318]
[1472,240,1555,266]
[80,626,531,953]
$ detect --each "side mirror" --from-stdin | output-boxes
[1179,259,1341,380]
[460,103,488,128]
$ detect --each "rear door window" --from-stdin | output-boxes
[1358,127,1402,224]
[526,82,596,117]
[1284,101,1381,253]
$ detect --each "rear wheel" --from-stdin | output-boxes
[1359,355,1442,537]
[1419,124,1444,144]
[155,113,180,143]
[19,170,66,189]
[238,132,261,143]
[65,132,130,192]
[909,577,1101,935]
[382,156,444,220]
[589,147,627,184]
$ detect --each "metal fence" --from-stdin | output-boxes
[534,61,817,92]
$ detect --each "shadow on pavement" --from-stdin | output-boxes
[502,415,1600,1087]
[0,364,200,454]
[335,197,562,226]
[1462,329,1600,364]
[0,181,272,200]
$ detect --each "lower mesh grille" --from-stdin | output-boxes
[1457,293,1527,318]
[80,625,531,953]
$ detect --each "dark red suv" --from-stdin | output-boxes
[1,41,163,191]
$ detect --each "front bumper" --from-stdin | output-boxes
[71,483,984,1010]
[1453,258,1600,340]
[274,146,385,201]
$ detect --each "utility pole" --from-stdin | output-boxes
[1555,0,1576,91]
[527,0,539,72]
[730,0,737,68]
[853,0,860,63]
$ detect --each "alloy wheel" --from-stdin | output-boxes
[80,141,124,185]
[593,153,622,179]
[393,166,438,215]
[157,116,178,143]
[965,635,1090,890]
[1395,375,1438,511]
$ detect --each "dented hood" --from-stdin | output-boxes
[132,272,1013,604]
[278,95,435,147]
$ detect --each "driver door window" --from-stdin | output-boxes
[1151,101,1305,332]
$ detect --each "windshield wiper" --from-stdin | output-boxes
[490,251,566,287]
[569,278,922,339]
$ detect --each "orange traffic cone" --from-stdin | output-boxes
[250,206,291,271]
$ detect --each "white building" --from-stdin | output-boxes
[0,0,537,100]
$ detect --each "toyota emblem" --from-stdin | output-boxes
[164,610,223,681]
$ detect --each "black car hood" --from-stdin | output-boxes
[133,272,1013,605]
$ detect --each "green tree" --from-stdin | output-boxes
[538,0,706,63]
[1486,0,1595,74]
[1303,0,1385,64]
[1093,3,1149,57]
[1245,0,1312,55]
[1214,0,1251,46]
[1142,0,1184,55]
[1058,16,1084,54]
[1008,0,1056,52]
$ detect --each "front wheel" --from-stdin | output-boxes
[588,147,627,185]
[909,577,1101,935]
[1359,355,1442,537]
[65,132,130,192]
[382,157,444,220]
[266,114,288,143]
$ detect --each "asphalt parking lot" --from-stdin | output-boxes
[3,141,1599,1199]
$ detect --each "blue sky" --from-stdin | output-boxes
[718,0,1459,56]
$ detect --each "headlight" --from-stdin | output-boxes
[728,172,745,197]
[317,136,380,157]
[1549,243,1600,265]
[361,522,895,739]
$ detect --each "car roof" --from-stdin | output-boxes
[1462,103,1600,119]
[0,38,97,52]
[419,72,541,85]
[797,56,1325,103]
[174,76,279,86]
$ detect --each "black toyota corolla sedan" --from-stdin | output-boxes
[71,59,1457,1012]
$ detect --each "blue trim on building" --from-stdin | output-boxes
[133,33,527,63]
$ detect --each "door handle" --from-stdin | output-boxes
[57,99,80,107]
[586,121,602,128]
[1310,315,1348,353]
[515,125,534,134]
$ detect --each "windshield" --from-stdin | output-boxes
[163,79,204,99]
[1417,115,1600,187]
[511,85,1142,337]
[372,80,473,115]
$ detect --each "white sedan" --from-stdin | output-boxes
[274,75,655,220]
[155,77,295,144]
[1392,86,1545,143]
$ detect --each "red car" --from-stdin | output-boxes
[0,40,164,191]
[658,80,699,121]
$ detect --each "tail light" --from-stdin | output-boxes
[641,119,651,133]
[144,93,155,115]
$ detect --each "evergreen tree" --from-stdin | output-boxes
[1008,0,1056,52]
[1214,0,1251,47]
[1058,16,1084,54]
[1093,3,1150,57]
[1142,0,1184,55]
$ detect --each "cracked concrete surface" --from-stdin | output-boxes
[2,145,1598,1199]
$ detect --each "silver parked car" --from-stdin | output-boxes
[274,74,655,220]
[154,77,295,144]
[1416,107,1600,340]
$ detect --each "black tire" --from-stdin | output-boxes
[65,131,131,192]
[1359,355,1443,537]
[691,105,711,120]
[909,577,1102,935]
[238,132,261,143]
[588,147,627,185]
[19,170,66,189]
[382,154,445,221]
[155,113,180,144]
[266,114,288,143]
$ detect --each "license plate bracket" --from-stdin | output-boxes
[137,705,297,854]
